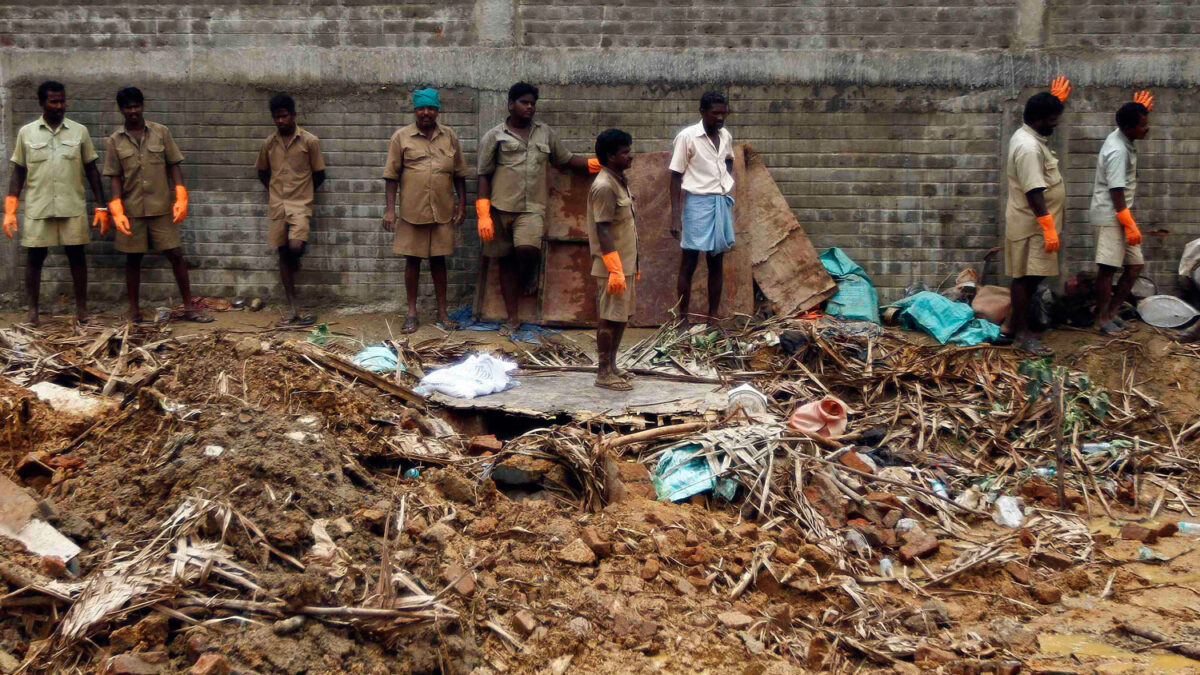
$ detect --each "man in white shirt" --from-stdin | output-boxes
[1089,91,1152,335]
[669,91,734,325]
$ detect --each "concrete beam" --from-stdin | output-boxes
[3,48,1200,91]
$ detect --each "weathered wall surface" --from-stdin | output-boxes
[1,0,1199,310]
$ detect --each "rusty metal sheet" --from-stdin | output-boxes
[742,146,836,315]
[476,145,822,327]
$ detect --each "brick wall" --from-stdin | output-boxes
[1048,1,1200,50]
[0,2,478,49]
[2,0,1200,308]
[517,0,1016,50]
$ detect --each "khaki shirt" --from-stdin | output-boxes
[1088,128,1137,228]
[10,117,99,219]
[587,167,638,278]
[383,123,468,225]
[1005,124,1065,241]
[477,120,573,214]
[254,128,325,220]
[102,121,184,218]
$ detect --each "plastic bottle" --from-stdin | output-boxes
[1178,522,1200,535]
[878,558,894,577]
[1136,546,1163,561]
[1033,467,1056,478]
[403,468,421,479]
[1082,442,1113,454]
[991,496,1025,528]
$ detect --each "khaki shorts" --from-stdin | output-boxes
[395,219,454,258]
[116,213,181,253]
[1095,225,1144,268]
[21,214,90,248]
[596,274,636,323]
[1005,234,1059,278]
[269,214,310,248]
[483,209,544,258]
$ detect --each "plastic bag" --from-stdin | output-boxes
[351,345,400,373]
[890,291,974,344]
[417,353,518,399]
[820,248,880,323]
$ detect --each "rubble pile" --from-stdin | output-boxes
[1,317,1199,673]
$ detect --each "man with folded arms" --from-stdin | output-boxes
[1089,91,1153,335]
[4,80,108,325]
[103,86,209,323]
[587,129,638,391]
[1002,77,1071,356]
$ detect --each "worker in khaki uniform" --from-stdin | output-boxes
[475,81,601,335]
[255,92,326,327]
[1089,91,1154,335]
[382,88,468,333]
[587,129,639,391]
[1002,77,1071,356]
[4,81,109,326]
[103,87,210,324]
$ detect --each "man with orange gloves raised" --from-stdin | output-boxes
[1002,77,1071,356]
[586,129,639,391]
[476,82,602,336]
[103,87,209,323]
[1089,91,1153,335]
[5,80,108,326]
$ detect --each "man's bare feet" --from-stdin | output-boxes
[26,308,39,327]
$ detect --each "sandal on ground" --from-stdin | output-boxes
[401,315,419,334]
[1015,337,1054,357]
[993,332,1015,346]
[182,312,214,323]
[594,373,633,391]
[1096,320,1124,336]
[614,367,632,379]
[436,318,458,331]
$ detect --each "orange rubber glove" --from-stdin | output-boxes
[1050,76,1071,103]
[1115,208,1142,246]
[2,195,17,239]
[92,206,110,234]
[587,157,602,174]
[1037,213,1059,253]
[1133,90,1154,112]
[475,198,493,242]
[602,251,626,295]
[107,198,132,236]
[172,185,188,224]
[636,269,641,281]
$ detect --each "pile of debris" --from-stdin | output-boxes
[0,314,1198,674]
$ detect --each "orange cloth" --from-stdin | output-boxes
[602,250,626,295]
[172,185,188,224]
[475,198,493,242]
[1037,213,1059,252]
[2,195,17,238]
[1115,207,1142,245]
[107,199,132,236]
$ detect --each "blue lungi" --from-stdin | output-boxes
[680,192,735,254]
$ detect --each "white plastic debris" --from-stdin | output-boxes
[203,445,226,457]
[991,495,1026,528]
[417,353,519,399]
[28,382,119,418]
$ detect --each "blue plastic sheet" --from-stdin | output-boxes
[820,248,880,323]
[651,445,738,502]
[351,344,400,373]
[891,291,1000,345]
[446,306,561,344]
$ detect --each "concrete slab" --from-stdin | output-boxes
[431,371,727,420]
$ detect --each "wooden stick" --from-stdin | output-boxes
[1119,622,1200,661]
[294,342,425,407]
[1053,375,1067,509]
[602,422,707,449]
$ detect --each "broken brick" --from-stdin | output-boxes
[1017,528,1036,548]
[512,610,538,637]
[773,547,799,565]
[1032,551,1074,571]
[468,434,503,453]
[441,563,475,596]
[898,533,939,563]
[465,516,498,536]
[717,611,754,629]
[915,644,958,665]
[676,545,711,566]
[640,557,660,581]
[1119,525,1158,544]
[39,555,67,578]
[104,654,161,675]
[864,491,904,511]
[1031,584,1062,604]
[558,538,597,565]
[1003,561,1032,585]
[1157,522,1179,538]
[581,526,613,558]
[189,654,230,675]
[838,450,875,475]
